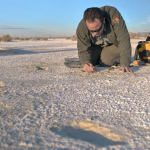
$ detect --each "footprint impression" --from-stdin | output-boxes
[50,121,134,147]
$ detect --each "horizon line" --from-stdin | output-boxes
[0,28,30,29]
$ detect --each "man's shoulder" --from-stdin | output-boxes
[76,19,87,32]
[100,5,121,22]
[78,19,85,27]
[100,5,118,12]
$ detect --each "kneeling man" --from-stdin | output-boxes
[76,6,133,73]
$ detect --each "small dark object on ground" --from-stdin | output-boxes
[64,58,82,68]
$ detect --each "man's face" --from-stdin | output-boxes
[86,18,105,36]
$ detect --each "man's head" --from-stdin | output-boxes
[84,7,105,36]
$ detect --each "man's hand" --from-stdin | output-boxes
[83,63,95,73]
[119,67,134,73]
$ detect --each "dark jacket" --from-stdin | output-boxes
[76,5,131,67]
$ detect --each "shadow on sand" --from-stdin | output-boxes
[50,126,126,148]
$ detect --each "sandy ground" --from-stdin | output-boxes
[0,38,150,150]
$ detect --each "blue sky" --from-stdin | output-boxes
[0,0,150,37]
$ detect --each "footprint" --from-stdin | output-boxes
[49,121,133,147]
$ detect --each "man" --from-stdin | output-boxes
[146,36,150,41]
[76,6,133,73]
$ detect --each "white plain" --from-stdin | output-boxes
[0,38,150,149]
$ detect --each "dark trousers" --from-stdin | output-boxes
[89,44,120,66]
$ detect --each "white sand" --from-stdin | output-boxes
[0,38,150,149]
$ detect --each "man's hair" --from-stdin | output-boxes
[83,7,104,22]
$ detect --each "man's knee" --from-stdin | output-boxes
[101,45,120,66]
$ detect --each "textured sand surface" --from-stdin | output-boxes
[0,38,150,149]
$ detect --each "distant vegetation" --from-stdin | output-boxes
[13,36,49,41]
[71,34,77,41]
[0,34,50,42]
[129,32,150,39]
[0,34,12,42]
[0,32,149,42]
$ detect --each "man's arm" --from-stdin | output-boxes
[76,19,91,67]
[108,6,132,67]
